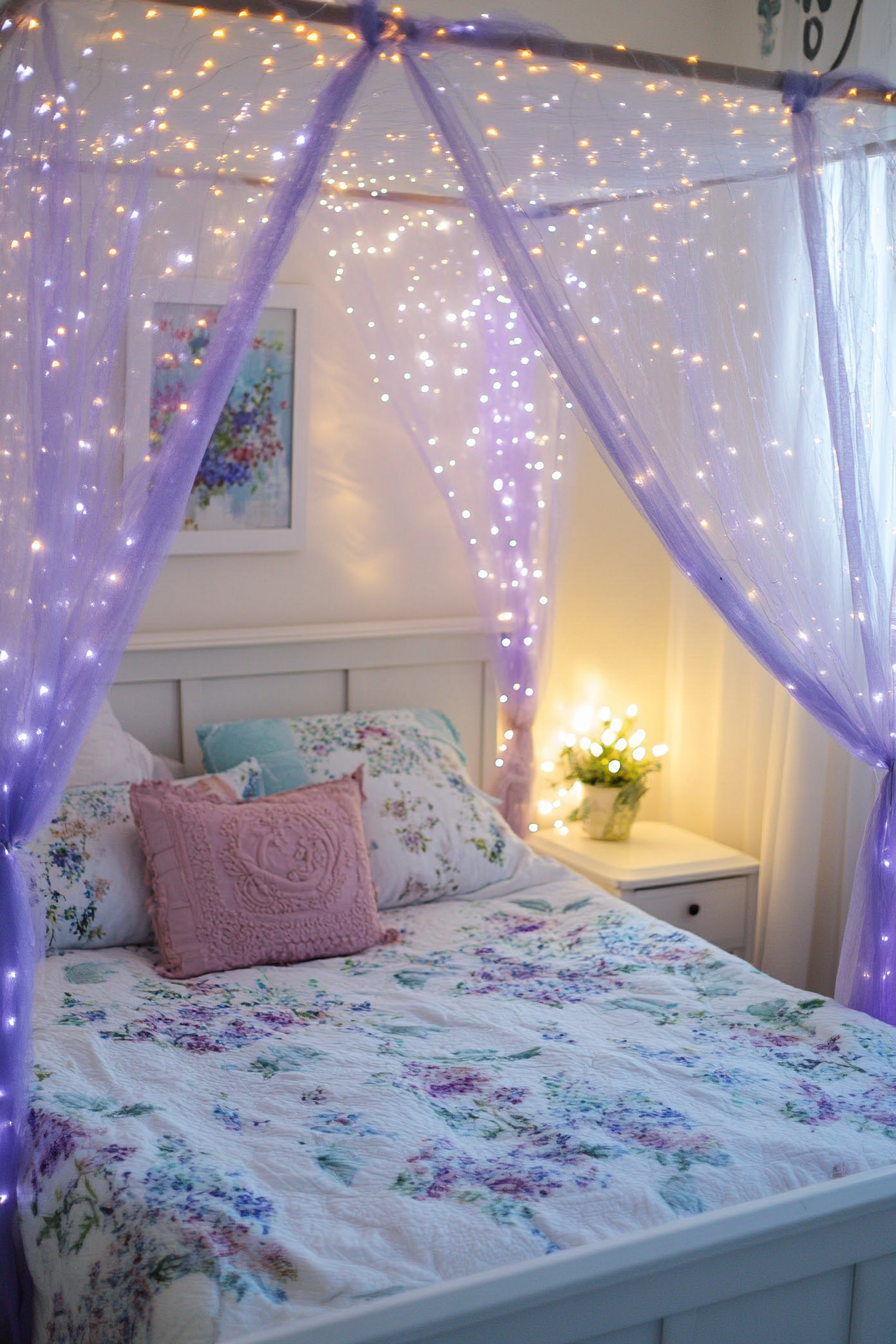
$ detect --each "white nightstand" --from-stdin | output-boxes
[529,820,759,961]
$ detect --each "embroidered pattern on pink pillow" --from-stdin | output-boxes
[130,767,396,979]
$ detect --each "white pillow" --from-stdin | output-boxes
[152,753,187,781]
[27,760,264,951]
[67,698,155,787]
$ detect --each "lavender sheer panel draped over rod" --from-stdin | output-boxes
[397,37,896,1023]
[0,6,375,1334]
[784,70,896,1019]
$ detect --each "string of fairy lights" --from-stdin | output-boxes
[318,181,566,751]
[3,10,896,1239]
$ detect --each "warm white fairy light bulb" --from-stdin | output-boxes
[571,705,592,733]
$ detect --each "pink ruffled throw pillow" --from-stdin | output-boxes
[130,768,396,979]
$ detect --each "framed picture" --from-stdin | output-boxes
[126,281,309,554]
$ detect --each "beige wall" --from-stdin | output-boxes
[138,232,478,632]
[535,435,673,820]
[134,0,773,812]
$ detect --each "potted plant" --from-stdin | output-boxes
[558,706,667,841]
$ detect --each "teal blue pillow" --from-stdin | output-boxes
[196,719,309,794]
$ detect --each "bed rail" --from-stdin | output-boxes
[235,1167,896,1344]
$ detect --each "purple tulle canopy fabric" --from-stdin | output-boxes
[325,200,569,833]
[5,0,896,1334]
[0,11,373,1335]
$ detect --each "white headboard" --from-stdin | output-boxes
[110,617,497,786]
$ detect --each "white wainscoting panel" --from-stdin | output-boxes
[849,1252,896,1344]
[108,679,182,762]
[662,1265,854,1344]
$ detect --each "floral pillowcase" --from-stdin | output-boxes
[197,710,532,910]
[25,760,263,951]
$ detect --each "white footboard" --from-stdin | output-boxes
[235,1168,896,1344]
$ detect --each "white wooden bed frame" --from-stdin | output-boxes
[110,620,896,1344]
[111,616,497,785]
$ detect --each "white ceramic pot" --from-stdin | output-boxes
[581,779,647,841]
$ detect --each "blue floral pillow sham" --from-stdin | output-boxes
[197,709,527,909]
[26,759,263,951]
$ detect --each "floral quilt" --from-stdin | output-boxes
[23,870,896,1344]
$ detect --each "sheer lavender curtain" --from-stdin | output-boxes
[323,194,568,831]
[0,8,373,1334]
[399,40,896,1020]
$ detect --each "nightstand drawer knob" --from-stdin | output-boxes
[688,903,701,917]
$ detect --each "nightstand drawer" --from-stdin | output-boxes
[625,876,748,950]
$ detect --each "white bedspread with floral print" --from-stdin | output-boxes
[23,871,896,1343]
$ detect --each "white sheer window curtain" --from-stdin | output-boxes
[663,570,878,995]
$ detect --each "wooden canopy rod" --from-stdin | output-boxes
[129,0,892,102]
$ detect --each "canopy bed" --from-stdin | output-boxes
[4,1,896,1341]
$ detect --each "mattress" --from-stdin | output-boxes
[23,868,896,1343]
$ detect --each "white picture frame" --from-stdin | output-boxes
[125,281,309,555]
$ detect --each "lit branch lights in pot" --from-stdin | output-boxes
[535,706,668,841]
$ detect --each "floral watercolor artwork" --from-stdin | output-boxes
[149,303,296,532]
